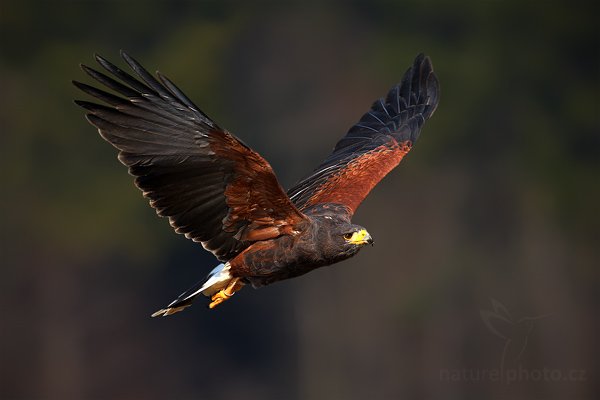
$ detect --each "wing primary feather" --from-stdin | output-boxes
[156,71,216,127]
[79,60,208,129]
[72,80,131,108]
[80,63,140,98]
[94,53,158,97]
[120,51,177,101]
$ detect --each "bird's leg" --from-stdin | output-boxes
[209,278,245,309]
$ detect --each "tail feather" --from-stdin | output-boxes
[151,263,233,317]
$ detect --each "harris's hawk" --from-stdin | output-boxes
[73,52,439,316]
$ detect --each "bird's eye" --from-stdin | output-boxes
[344,232,354,240]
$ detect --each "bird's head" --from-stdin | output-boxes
[315,216,374,259]
[341,226,374,247]
[336,223,374,258]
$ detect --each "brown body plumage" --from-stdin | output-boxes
[73,51,439,315]
[233,204,364,286]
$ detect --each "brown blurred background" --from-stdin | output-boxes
[1,1,598,399]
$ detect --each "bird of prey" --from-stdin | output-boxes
[74,51,439,316]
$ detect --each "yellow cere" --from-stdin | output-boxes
[347,229,371,245]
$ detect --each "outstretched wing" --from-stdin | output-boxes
[288,54,439,215]
[74,51,306,262]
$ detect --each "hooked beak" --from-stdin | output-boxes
[348,229,374,246]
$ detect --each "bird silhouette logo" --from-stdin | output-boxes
[480,299,550,372]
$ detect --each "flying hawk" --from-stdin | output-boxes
[73,51,439,316]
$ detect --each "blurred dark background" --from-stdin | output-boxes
[1,1,598,399]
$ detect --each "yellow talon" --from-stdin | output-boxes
[208,278,244,309]
[208,296,225,309]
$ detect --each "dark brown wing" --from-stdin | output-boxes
[287,54,440,215]
[74,51,306,262]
